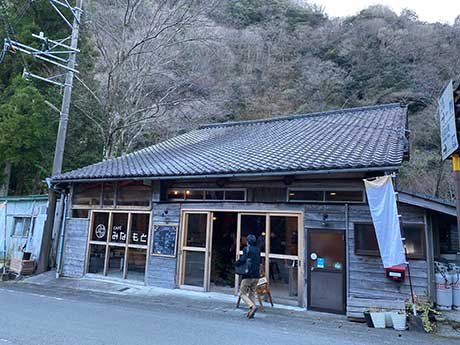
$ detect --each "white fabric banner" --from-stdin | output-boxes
[364,176,406,268]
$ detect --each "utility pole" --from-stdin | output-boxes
[1,1,83,271]
[38,0,83,273]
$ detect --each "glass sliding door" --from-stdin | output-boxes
[180,212,212,290]
[267,215,300,304]
[235,213,302,306]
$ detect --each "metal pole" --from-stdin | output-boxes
[37,0,82,273]
[2,201,7,274]
[453,154,460,254]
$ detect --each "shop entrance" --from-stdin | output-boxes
[307,229,346,314]
[210,212,238,293]
[179,210,304,306]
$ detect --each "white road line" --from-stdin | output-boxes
[0,288,64,301]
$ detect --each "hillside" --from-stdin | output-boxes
[1,0,459,198]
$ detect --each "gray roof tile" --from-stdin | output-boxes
[53,103,408,181]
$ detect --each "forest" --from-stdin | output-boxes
[0,0,459,199]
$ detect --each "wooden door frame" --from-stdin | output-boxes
[307,228,346,314]
[178,211,212,291]
[177,208,304,306]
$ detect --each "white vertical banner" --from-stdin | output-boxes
[364,176,406,268]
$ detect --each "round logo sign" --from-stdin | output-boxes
[310,252,318,260]
[95,224,106,239]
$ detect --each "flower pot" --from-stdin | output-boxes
[391,312,407,331]
[385,312,394,328]
[370,312,386,328]
[363,311,374,328]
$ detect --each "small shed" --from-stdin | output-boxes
[0,195,48,271]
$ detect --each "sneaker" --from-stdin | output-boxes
[247,306,258,319]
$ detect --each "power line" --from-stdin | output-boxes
[0,0,84,272]
[0,0,31,71]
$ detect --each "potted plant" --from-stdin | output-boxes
[370,308,386,329]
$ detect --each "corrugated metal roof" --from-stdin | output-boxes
[0,194,48,202]
[53,103,408,182]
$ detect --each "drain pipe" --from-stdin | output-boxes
[2,200,7,275]
[55,192,68,278]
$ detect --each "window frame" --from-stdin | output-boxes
[71,181,152,218]
[166,188,247,202]
[354,222,426,260]
[11,216,33,238]
[287,188,366,203]
[86,209,152,279]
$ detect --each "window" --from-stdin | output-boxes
[224,190,245,201]
[12,217,32,237]
[72,209,89,219]
[166,189,246,202]
[354,223,426,259]
[117,181,151,207]
[88,211,150,281]
[288,190,323,201]
[73,183,102,206]
[102,182,115,206]
[325,191,364,202]
[72,180,152,215]
[288,189,364,203]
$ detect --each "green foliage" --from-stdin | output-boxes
[0,0,100,194]
[213,0,324,28]
[0,77,56,193]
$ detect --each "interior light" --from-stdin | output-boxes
[212,217,217,221]
[174,191,179,195]
[185,190,191,195]
[329,192,337,196]
[289,193,295,196]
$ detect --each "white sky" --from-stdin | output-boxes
[309,0,460,24]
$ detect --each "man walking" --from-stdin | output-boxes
[235,234,260,319]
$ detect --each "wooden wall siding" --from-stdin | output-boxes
[146,203,180,288]
[346,204,428,318]
[62,218,90,277]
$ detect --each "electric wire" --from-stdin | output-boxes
[0,0,35,70]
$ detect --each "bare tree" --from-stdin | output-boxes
[82,0,218,159]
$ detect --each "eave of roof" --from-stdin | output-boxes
[52,165,401,184]
[398,190,456,216]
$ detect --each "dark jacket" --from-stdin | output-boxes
[236,245,260,279]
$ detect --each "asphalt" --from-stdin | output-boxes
[0,276,456,345]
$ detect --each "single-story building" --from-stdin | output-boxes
[50,103,458,316]
[0,195,49,268]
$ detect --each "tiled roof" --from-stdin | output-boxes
[53,103,408,182]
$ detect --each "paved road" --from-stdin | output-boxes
[0,283,455,345]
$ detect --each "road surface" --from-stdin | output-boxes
[0,282,454,345]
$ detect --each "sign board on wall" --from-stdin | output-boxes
[439,80,458,160]
[151,224,178,257]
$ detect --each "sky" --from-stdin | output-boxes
[308,0,460,24]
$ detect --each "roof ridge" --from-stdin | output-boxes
[199,103,406,129]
